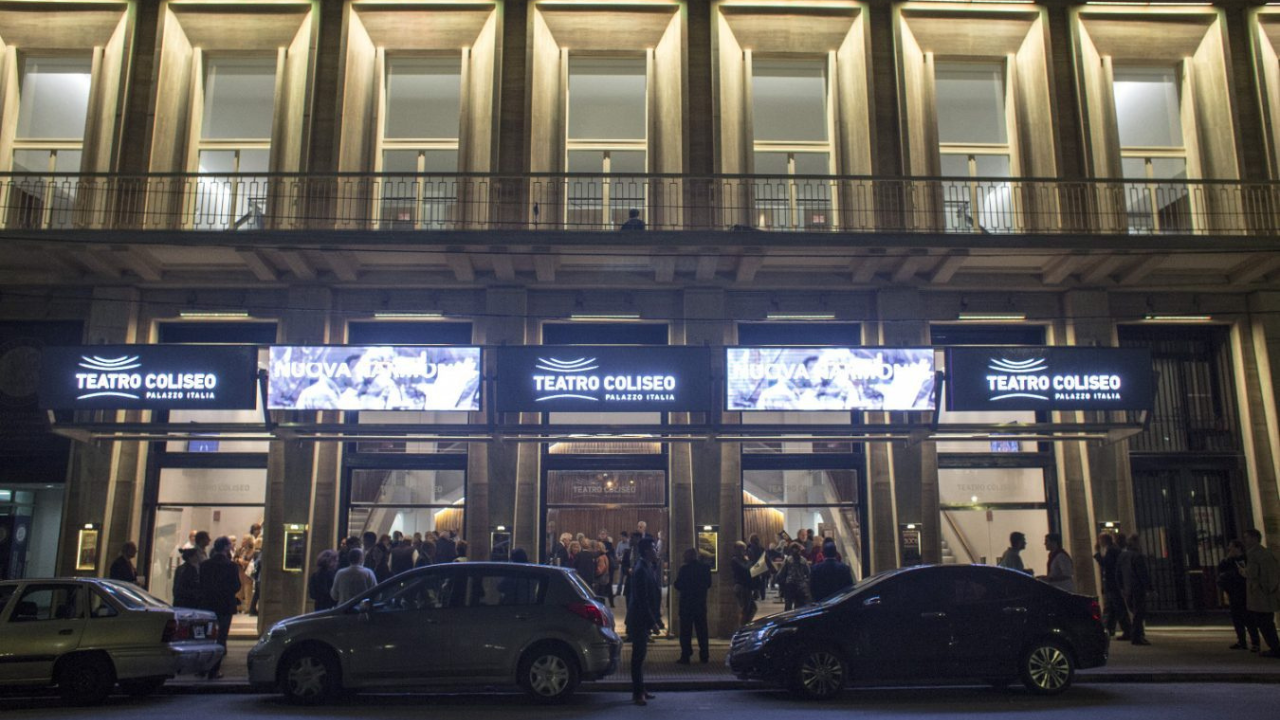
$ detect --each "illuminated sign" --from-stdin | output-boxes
[946,346,1154,411]
[268,346,481,411]
[38,345,258,410]
[496,346,711,412]
[726,347,937,411]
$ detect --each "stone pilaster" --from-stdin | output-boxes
[1243,292,1280,538]
[59,286,141,576]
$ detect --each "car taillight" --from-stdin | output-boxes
[1089,600,1102,623]
[162,619,177,643]
[565,601,607,627]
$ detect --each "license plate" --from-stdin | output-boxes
[194,625,206,639]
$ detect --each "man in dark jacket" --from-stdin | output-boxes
[673,547,712,664]
[199,537,243,678]
[435,531,458,564]
[389,538,416,576]
[1118,534,1152,646]
[1093,533,1130,637]
[627,538,662,705]
[809,541,854,601]
[1218,540,1258,650]
[108,541,139,584]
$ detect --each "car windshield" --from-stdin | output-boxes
[98,581,169,610]
[816,570,897,606]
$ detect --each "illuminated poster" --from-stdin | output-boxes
[726,347,937,411]
[268,346,481,411]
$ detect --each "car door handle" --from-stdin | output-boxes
[920,611,947,620]
[514,614,532,621]
[58,629,75,635]
[1002,606,1028,615]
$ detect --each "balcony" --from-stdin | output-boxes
[2,172,1279,238]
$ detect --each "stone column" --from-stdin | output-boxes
[1244,292,1280,538]
[59,286,141,576]
[472,287,530,559]
[259,287,330,630]
[877,289,940,565]
[1059,290,1125,596]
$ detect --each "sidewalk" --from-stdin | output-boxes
[166,626,1280,694]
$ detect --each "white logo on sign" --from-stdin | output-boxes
[76,355,143,400]
[534,357,600,402]
[987,356,1050,401]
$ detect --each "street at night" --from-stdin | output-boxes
[2,686,1279,720]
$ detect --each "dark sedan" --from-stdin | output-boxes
[727,564,1107,699]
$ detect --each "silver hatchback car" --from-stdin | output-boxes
[248,562,620,704]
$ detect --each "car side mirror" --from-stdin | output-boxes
[356,598,373,615]
[862,596,882,607]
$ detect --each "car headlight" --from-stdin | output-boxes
[752,624,798,644]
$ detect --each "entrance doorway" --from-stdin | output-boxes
[544,468,668,634]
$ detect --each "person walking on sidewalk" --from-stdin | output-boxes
[998,532,1028,574]
[1243,528,1280,658]
[1118,534,1152,646]
[1094,533,1130,638]
[673,547,711,665]
[199,537,242,679]
[627,538,662,706]
[1219,540,1260,651]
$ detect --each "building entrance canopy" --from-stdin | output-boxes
[40,344,1154,446]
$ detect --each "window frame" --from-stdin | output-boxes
[934,58,1018,234]
[1111,64,1193,234]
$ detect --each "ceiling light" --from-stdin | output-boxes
[179,311,250,319]
[373,312,444,319]
[569,313,642,321]
[957,313,1026,322]
[1143,314,1212,322]
[766,312,837,321]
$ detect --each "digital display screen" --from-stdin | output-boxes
[726,347,937,411]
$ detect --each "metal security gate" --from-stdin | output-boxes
[1132,467,1240,613]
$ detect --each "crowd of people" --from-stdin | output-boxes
[727,530,856,626]
[107,523,264,679]
[308,529,468,609]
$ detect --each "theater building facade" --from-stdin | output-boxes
[0,0,1277,636]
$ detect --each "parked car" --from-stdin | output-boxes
[0,578,224,703]
[727,564,1107,699]
[248,562,620,704]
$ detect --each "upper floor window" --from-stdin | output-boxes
[566,56,647,229]
[378,57,462,230]
[9,56,91,228]
[1112,66,1190,233]
[751,58,831,231]
[194,56,276,230]
[935,62,1013,233]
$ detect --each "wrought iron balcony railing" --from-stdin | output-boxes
[2,171,1278,237]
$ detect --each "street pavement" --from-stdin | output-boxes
[171,625,1280,694]
[0,685,1276,719]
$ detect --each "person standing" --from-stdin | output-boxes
[548,532,571,567]
[389,536,416,576]
[627,538,662,706]
[331,547,378,605]
[810,540,855,602]
[172,547,202,608]
[108,541,139,584]
[777,542,813,610]
[435,531,458,564]
[199,537,242,679]
[746,534,767,601]
[309,549,339,612]
[1243,528,1280,658]
[415,540,436,568]
[998,532,1028,573]
[1037,533,1075,593]
[1118,534,1152,645]
[1093,533,1130,638]
[193,531,211,565]
[673,547,711,665]
[1219,540,1259,651]
[598,530,617,608]
[234,535,256,612]
[731,541,757,626]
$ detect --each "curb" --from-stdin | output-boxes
[161,671,1280,696]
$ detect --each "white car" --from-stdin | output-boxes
[0,578,225,703]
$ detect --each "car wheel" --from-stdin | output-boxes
[1019,640,1075,695]
[518,645,579,703]
[789,647,847,701]
[280,647,341,706]
[57,654,116,705]
[119,676,167,697]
